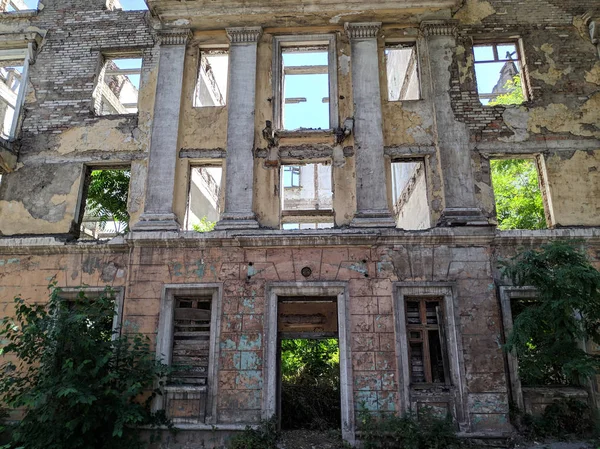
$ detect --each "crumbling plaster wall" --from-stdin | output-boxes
[0,3,157,235]
[451,0,600,226]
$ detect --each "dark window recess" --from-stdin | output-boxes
[406,297,450,385]
[171,297,212,386]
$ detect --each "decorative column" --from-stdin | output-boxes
[345,23,396,228]
[215,27,262,230]
[133,29,191,231]
[421,21,487,226]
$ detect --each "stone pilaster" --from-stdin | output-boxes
[346,22,396,228]
[215,27,262,230]
[421,21,488,226]
[133,29,191,231]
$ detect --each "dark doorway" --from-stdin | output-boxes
[277,296,341,431]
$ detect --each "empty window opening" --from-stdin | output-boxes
[490,159,546,230]
[278,296,340,432]
[79,168,130,240]
[281,48,330,130]
[94,56,142,115]
[405,297,450,385]
[1,0,38,11]
[108,0,148,10]
[0,64,23,139]
[167,296,213,423]
[386,43,420,101]
[281,163,332,211]
[473,42,526,105]
[185,165,222,232]
[391,160,430,230]
[194,50,229,107]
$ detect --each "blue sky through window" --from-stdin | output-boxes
[119,0,148,10]
[282,51,330,130]
[111,58,142,89]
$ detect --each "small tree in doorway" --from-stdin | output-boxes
[0,284,170,449]
[502,241,600,386]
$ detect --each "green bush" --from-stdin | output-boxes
[502,241,600,386]
[227,418,279,449]
[0,284,170,449]
[359,407,459,449]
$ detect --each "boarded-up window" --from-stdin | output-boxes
[170,297,212,386]
[406,297,449,384]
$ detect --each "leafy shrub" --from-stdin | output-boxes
[0,284,170,449]
[359,407,459,449]
[502,241,600,386]
[511,398,598,440]
[227,417,279,449]
[280,339,341,430]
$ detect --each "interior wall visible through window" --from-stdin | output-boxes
[390,160,430,230]
[94,56,142,115]
[185,165,222,232]
[473,41,526,105]
[193,50,229,107]
[385,43,420,101]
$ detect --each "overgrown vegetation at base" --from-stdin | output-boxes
[511,398,599,440]
[227,417,279,449]
[490,159,546,231]
[0,284,170,449]
[359,407,459,449]
[281,338,341,430]
[502,241,600,386]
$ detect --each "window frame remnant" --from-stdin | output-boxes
[498,286,538,411]
[405,296,450,385]
[385,41,421,101]
[394,283,468,423]
[472,40,529,105]
[155,284,223,426]
[193,48,229,108]
[93,53,142,116]
[272,34,339,131]
[0,45,33,140]
[282,165,301,188]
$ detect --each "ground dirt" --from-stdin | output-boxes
[277,430,348,449]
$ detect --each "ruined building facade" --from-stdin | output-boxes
[0,0,599,447]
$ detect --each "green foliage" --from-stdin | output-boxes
[502,241,600,386]
[491,159,546,230]
[0,284,170,449]
[192,216,216,233]
[85,169,130,232]
[489,74,525,106]
[359,407,459,449]
[280,339,341,430]
[511,398,598,440]
[227,417,279,449]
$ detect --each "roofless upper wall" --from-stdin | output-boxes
[146,0,461,28]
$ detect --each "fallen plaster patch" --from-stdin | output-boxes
[499,107,530,143]
[585,61,600,85]
[453,0,495,24]
[456,45,474,84]
[56,119,143,155]
[530,43,572,86]
[338,54,351,77]
[528,93,600,138]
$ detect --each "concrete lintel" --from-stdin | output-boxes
[349,210,397,228]
[437,207,490,226]
[132,213,180,232]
